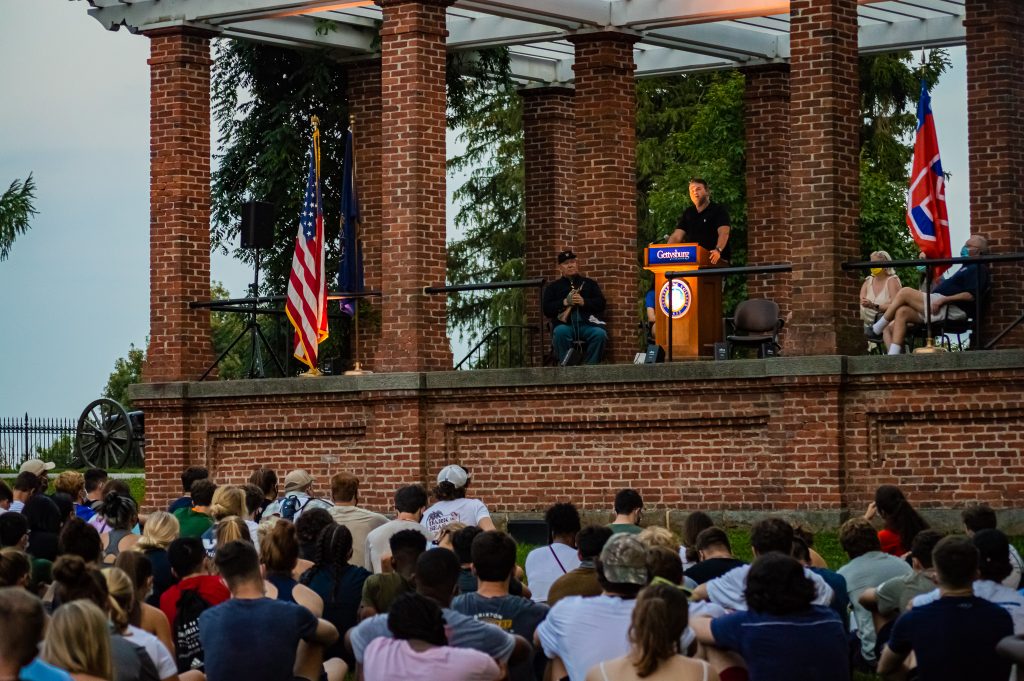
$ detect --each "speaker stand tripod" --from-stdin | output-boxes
[200,248,285,380]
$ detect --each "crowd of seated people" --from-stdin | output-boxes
[3,458,1024,681]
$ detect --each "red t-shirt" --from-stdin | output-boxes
[878,528,906,556]
[159,574,230,625]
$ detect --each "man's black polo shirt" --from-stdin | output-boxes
[675,201,731,262]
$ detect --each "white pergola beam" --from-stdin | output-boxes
[643,23,787,61]
[858,14,964,53]
[221,15,375,51]
[447,15,565,50]
[453,0,607,29]
[87,0,378,31]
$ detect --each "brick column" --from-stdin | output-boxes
[784,0,861,356]
[743,64,791,309]
[144,28,216,382]
[377,0,453,372]
[347,59,382,370]
[567,32,639,364]
[520,85,576,362]
[966,1,1024,347]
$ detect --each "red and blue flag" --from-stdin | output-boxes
[906,80,952,276]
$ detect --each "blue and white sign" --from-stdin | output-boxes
[647,245,698,265]
[659,279,692,319]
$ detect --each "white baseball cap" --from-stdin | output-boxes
[19,459,56,476]
[436,464,469,489]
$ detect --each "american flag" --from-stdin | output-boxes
[285,133,329,370]
[906,80,952,276]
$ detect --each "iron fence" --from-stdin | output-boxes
[0,414,77,471]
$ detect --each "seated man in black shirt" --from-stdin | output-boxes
[542,250,607,365]
[685,527,745,585]
[870,235,989,355]
[667,178,731,265]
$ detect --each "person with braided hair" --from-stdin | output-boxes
[362,592,501,681]
[300,523,370,665]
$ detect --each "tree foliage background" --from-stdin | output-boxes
[0,173,37,262]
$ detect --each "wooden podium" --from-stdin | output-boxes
[644,243,723,358]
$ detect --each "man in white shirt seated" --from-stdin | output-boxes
[691,517,834,610]
[525,503,582,603]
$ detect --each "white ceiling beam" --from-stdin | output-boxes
[507,51,574,84]
[220,15,375,51]
[643,23,787,61]
[87,0,378,31]
[447,15,565,50]
[858,14,964,53]
[453,0,608,29]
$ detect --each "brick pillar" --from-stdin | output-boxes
[743,64,791,310]
[966,1,1024,347]
[520,85,576,362]
[347,59,382,370]
[144,28,216,382]
[784,0,861,356]
[377,0,453,372]
[568,32,639,364]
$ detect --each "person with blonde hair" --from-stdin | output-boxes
[41,599,115,681]
[586,583,717,681]
[202,486,250,557]
[135,511,179,607]
[205,516,252,559]
[105,566,179,681]
[860,250,902,350]
[638,525,681,553]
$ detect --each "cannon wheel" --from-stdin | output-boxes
[76,398,134,469]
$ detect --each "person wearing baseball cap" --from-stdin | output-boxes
[541,249,607,365]
[420,465,496,538]
[263,469,334,521]
[19,459,55,490]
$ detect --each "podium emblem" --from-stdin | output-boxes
[659,279,692,319]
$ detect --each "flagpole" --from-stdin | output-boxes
[345,113,371,375]
[301,114,326,375]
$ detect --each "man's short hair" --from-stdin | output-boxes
[750,518,794,555]
[389,529,428,561]
[414,547,460,595]
[0,513,28,548]
[545,503,582,537]
[962,504,998,533]
[452,526,483,564]
[330,472,360,503]
[0,587,47,668]
[933,535,979,589]
[395,485,428,514]
[839,518,882,559]
[84,468,108,494]
[646,546,683,585]
[689,178,709,189]
[189,479,217,506]
[471,531,516,582]
[241,484,264,518]
[577,525,613,561]
[910,530,945,569]
[973,529,1013,583]
[215,540,261,586]
[0,480,11,505]
[168,537,207,578]
[695,527,731,553]
[614,489,643,516]
[13,472,39,494]
[180,466,209,494]
[745,553,816,615]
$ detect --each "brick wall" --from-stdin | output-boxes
[743,64,791,315]
[568,32,640,364]
[134,354,1024,529]
[144,29,216,382]
[347,59,383,371]
[377,0,453,372]
[785,0,862,356]
[521,86,576,361]
[966,1,1024,348]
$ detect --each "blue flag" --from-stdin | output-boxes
[338,128,363,316]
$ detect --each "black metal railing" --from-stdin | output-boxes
[454,325,540,370]
[0,415,77,471]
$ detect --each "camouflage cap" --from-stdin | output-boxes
[599,533,649,586]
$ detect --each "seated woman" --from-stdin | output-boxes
[98,493,141,563]
[261,519,323,616]
[586,582,716,681]
[864,484,929,557]
[860,250,901,349]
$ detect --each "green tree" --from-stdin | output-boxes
[103,343,145,409]
[0,174,37,261]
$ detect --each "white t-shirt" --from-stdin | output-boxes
[705,564,835,611]
[421,498,490,537]
[365,519,434,573]
[525,543,581,603]
[535,594,719,681]
[1007,544,1024,590]
[124,624,177,680]
[912,580,1024,634]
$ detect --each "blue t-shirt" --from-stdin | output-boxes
[887,596,1012,681]
[198,597,317,681]
[711,605,849,681]
[168,496,192,514]
[934,264,988,314]
[809,566,849,618]
[20,659,73,681]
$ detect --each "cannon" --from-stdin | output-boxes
[74,398,144,469]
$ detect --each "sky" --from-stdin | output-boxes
[0,0,971,418]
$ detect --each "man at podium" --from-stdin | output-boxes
[667,178,731,266]
[543,250,607,364]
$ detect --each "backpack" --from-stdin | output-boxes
[173,588,212,673]
[279,494,309,521]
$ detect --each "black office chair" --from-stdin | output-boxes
[724,299,784,359]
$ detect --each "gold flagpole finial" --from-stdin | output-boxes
[311,115,320,130]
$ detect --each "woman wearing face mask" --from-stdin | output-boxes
[860,251,901,349]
